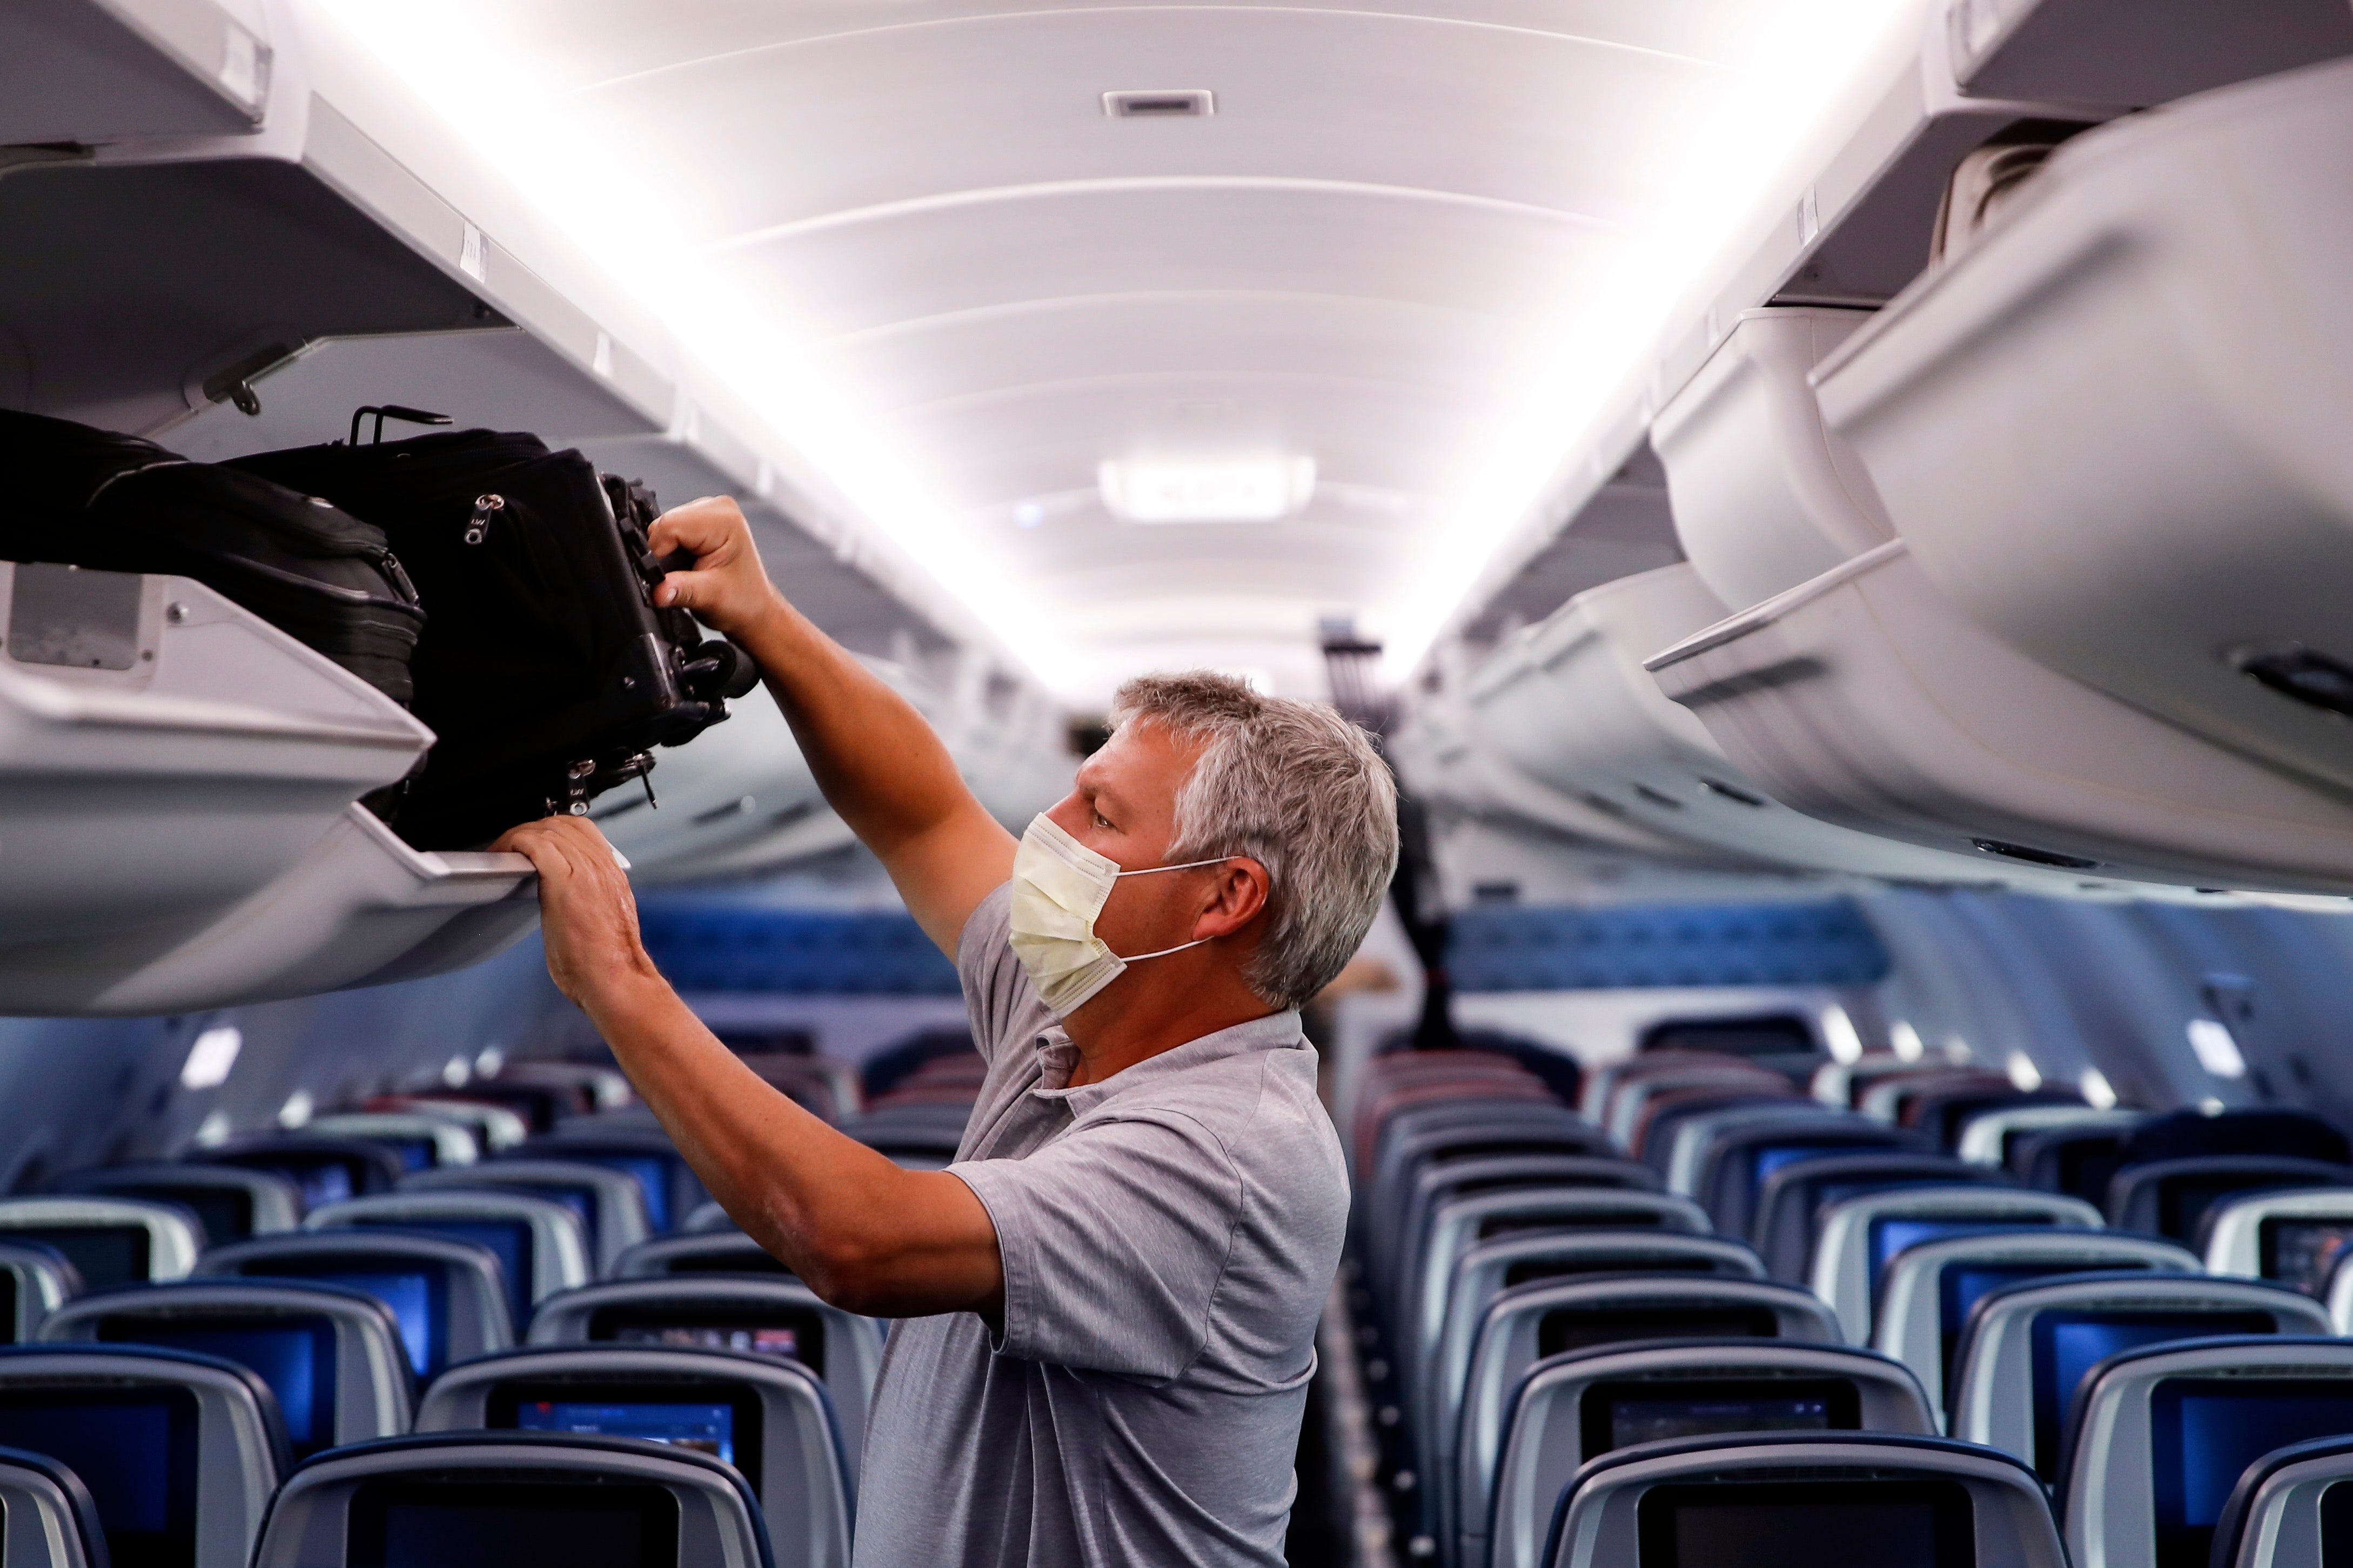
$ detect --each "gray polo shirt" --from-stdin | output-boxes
[850,883,1348,1567]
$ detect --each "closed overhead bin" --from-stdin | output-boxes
[1646,540,2353,894]
[1815,58,2353,801]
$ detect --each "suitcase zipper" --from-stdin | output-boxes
[465,493,505,546]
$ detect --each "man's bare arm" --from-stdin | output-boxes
[647,497,1015,955]
[493,815,1003,1319]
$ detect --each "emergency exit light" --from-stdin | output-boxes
[1098,457,1316,523]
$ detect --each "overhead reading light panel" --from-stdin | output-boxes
[1101,89,1214,118]
[1098,457,1315,524]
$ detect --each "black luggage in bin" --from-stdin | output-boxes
[231,425,757,850]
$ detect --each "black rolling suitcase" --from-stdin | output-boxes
[229,423,759,849]
[0,409,425,703]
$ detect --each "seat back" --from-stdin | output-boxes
[0,1241,79,1341]
[1955,1106,2143,1170]
[2106,1155,2353,1242]
[1385,1155,1667,1318]
[1366,1108,1618,1257]
[0,1343,284,1568]
[0,1445,110,1568]
[1605,1067,1788,1150]
[615,1234,795,1280]
[1481,1342,1935,1568]
[197,1232,512,1377]
[1456,1276,1841,1560]
[250,1431,771,1568]
[1906,1085,2086,1153]
[1872,1231,2200,1411]
[305,1112,482,1172]
[1810,1186,2103,1341]
[1751,1154,2005,1280]
[189,1138,405,1206]
[1630,1088,1799,1173]
[2203,1432,2353,1568]
[368,1094,532,1154]
[40,1279,412,1457]
[0,1196,202,1288]
[2014,1122,2143,1205]
[400,1160,654,1275]
[1948,1273,2330,1482]
[418,1344,849,1568]
[1403,1187,1707,1389]
[1661,1101,1845,1196]
[2199,1185,2353,1292]
[528,1279,883,1472]
[1694,1119,1919,1240]
[50,1164,302,1242]
[2061,1337,2353,1568]
[1424,1234,1765,1546]
[307,1192,591,1328]
[521,1133,707,1234]
[1545,1431,2064,1568]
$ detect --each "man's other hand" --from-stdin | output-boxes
[648,495,782,642]
[492,816,661,1011]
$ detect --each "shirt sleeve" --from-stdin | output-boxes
[949,1111,1244,1379]
[954,882,1027,1067]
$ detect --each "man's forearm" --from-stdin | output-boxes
[580,968,1003,1317]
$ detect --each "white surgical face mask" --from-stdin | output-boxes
[1008,813,1230,1018]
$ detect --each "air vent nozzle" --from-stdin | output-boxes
[1102,89,1215,118]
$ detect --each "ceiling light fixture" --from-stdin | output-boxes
[1099,457,1315,524]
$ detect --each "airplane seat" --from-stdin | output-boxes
[400,1159,654,1276]
[1604,1066,1791,1153]
[1543,1430,2064,1568]
[1909,1086,2084,1154]
[187,1136,405,1208]
[1634,1014,1822,1083]
[1381,1155,1674,1321]
[516,1131,707,1237]
[39,1278,412,1457]
[528,1278,882,1473]
[196,1232,513,1378]
[1365,1125,1643,1300]
[1419,1234,1768,1545]
[2202,1432,2353,1568]
[306,1190,591,1331]
[685,1203,741,1234]
[0,1343,286,1568]
[2013,1122,2144,1206]
[1692,1119,1923,1241]
[0,1196,203,1290]
[1366,1105,1618,1228]
[2106,1155,2353,1243]
[1659,1102,1850,1198]
[1627,1085,1801,1168]
[1750,1154,2009,1282]
[2120,1109,2352,1166]
[2059,1336,2353,1568]
[1449,1276,1842,1562]
[0,1242,81,1342]
[417,1343,850,1568]
[367,1095,533,1156]
[1810,1186,2103,1343]
[249,1431,771,1568]
[49,1164,304,1243]
[2198,1186,2353,1294]
[304,1112,482,1173]
[1955,1106,2144,1172]
[1480,1341,1936,1568]
[1854,1067,2000,1126]
[1871,1232,2201,1414]
[1947,1274,2331,1483]
[0,1445,113,1568]
[615,1234,794,1281]
[1585,1051,1767,1128]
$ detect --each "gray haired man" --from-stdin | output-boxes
[498,495,1400,1568]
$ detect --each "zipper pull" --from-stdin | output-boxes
[465,493,505,546]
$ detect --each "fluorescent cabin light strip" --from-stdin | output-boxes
[1098,458,1315,524]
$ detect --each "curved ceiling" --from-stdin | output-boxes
[315,0,1919,704]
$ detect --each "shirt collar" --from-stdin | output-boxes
[1028,1009,1306,1115]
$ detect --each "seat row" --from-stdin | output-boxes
[1349,1040,2353,1568]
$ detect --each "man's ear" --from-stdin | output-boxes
[1198,858,1270,938]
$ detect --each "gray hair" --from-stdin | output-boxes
[1111,672,1400,1011]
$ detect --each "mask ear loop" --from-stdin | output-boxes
[1105,854,1249,962]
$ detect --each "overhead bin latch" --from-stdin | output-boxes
[347,405,455,447]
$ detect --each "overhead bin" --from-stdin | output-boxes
[1650,309,1892,610]
[1645,540,2353,894]
[593,683,824,878]
[2,0,271,145]
[0,563,535,1013]
[1814,59,2353,802]
[1465,563,2105,889]
[1947,0,2353,111]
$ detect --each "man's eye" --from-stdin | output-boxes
[1094,812,1114,830]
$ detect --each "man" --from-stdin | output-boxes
[496,495,1399,1567]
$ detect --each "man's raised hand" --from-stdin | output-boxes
[648,495,783,643]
